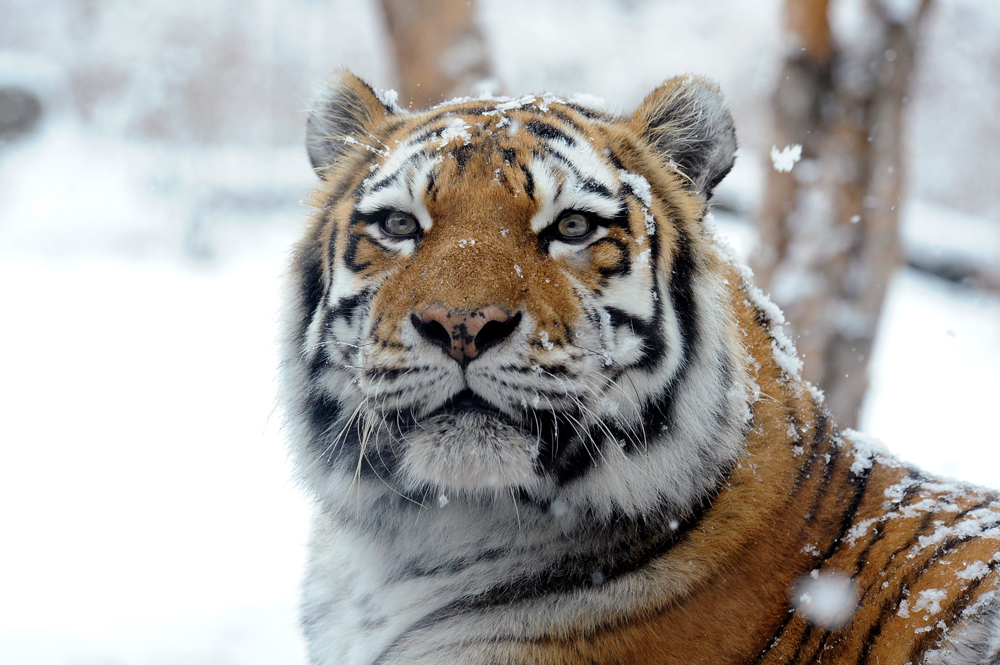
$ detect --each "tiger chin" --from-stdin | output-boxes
[280,71,1000,665]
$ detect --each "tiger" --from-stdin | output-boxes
[279,71,1000,665]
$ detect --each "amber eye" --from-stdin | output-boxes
[381,211,420,237]
[556,213,591,239]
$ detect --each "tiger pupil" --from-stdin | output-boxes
[384,212,417,236]
[558,214,589,238]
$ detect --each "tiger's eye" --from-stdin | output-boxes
[381,211,419,237]
[557,213,591,238]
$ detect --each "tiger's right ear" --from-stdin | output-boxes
[306,71,400,179]
[629,76,737,199]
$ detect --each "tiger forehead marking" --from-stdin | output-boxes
[357,103,648,328]
[283,72,1000,665]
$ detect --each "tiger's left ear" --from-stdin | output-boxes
[630,76,737,199]
[306,71,401,179]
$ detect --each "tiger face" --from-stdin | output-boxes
[284,73,749,519]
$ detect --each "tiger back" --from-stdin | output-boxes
[280,71,1000,664]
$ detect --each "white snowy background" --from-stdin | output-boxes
[1,0,998,662]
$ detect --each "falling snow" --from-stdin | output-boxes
[792,573,858,629]
[770,144,803,173]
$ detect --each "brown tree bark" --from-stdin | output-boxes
[378,0,495,110]
[755,0,932,428]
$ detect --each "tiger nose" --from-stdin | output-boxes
[411,305,521,364]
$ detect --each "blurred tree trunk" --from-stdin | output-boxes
[754,0,932,428]
[379,0,495,110]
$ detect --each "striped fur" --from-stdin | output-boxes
[280,72,1000,664]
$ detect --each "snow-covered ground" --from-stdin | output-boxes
[0,246,311,664]
[0,108,314,660]
[0,256,310,663]
[863,268,1000,488]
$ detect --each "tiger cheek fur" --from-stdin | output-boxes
[282,72,1000,665]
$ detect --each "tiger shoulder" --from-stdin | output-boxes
[279,70,1000,664]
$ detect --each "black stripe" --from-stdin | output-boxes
[748,612,800,665]
[783,452,891,664]
[390,546,511,583]
[295,234,326,345]
[381,119,408,136]
[308,286,376,377]
[565,103,605,120]
[534,144,597,191]
[393,116,452,139]
[856,497,1000,665]
[592,237,631,279]
[548,108,590,134]
[333,420,404,482]
[604,305,663,369]
[752,421,873,664]
[525,407,585,481]
[363,367,413,382]
[908,558,1000,662]
[604,148,624,171]
[854,510,945,665]
[847,473,926,572]
[819,437,872,561]
[369,168,404,192]
[525,119,575,145]
[788,624,828,665]
[450,143,475,172]
[425,169,438,202]
[633,224,697,435]
[789,418,823,494]
[519,163,535,200]
[371,487,724,664]
[580,177,614,199]
[305,391,344,471]
[539,421,604,484]
[342,233,379,272]
[330,289,370,325]
[804,411,837,527]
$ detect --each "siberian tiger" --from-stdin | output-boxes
[280,71,1000,664]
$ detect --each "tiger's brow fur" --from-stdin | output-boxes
[280,71,1000,665]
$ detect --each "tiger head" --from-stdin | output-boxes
[282,72,753,523]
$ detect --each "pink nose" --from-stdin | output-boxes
[411,305,520,364]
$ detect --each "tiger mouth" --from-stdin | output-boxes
[429,389,509,420]
[389,386,590,488]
